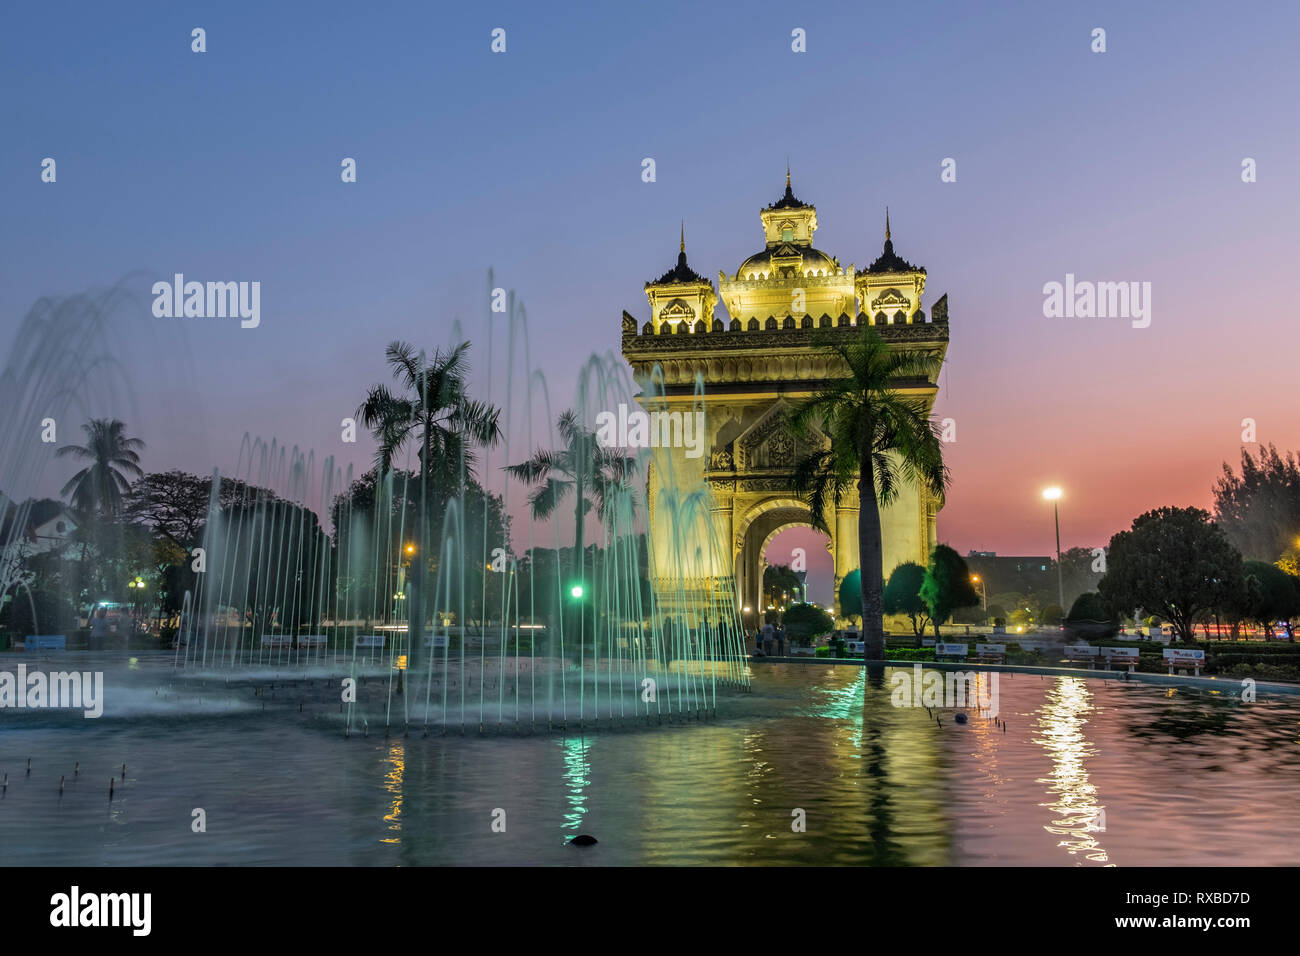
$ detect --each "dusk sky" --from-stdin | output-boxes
[4,1,1298,603]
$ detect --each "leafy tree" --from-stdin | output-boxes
[1213,444,1300,561]
[1066,591,1110,622]
[838,569,862,621]
[507,409,635,595]
[1098,506,1245,642]
[125,470,258,549]
[985,603,1007,624]
[781,602,834,645]
[207,494,332,635]
[1056,546,1105,609]
[57,419,145,517]
[121,473,275,625]
[882,562,931,637]
[919,544,979,639]
[1008,608,1033,629]
[1279,547,1300,577]
[1041,604,1065,626]
[763,563,803,607]
[989,591,1038,620]
[357,341,501,664]
[1233,560,1300,639]
[0,587,77,635]
[118,520,185,621]
[1064,591,1118,638]
[330,467,511,627]
[791,327,948,659]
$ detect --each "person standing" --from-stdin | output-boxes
[89,606,110,651]
[776,625,785,657]
[762,620,775,656]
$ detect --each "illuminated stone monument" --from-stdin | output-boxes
[621,174,949,622]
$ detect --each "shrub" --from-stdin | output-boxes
[1007,647,1047,666]
[1211,652,1300,670]
[920,545,980,637]
[838,570,863,620]
[1066,592,1118,638]
[882,647,935,661]
[1198,641,1300,654]
[0,589,78,636]
[781,602,834,646]
[1008,608,1033,628]
[1222,662,1300,682]
[883,562,931,636]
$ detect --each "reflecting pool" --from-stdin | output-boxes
[1,657,1296,865]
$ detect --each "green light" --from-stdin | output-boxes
[570,585,584,599]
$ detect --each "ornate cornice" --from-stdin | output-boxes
[622,316,948,357]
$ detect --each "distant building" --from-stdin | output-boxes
[0,497,79,598]
[1,497,78,554]
[964,551,1054,600]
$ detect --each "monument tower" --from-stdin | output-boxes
[621,174,949,622]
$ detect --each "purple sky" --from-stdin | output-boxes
[3,1,1298,605]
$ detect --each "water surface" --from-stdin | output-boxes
[1,657,1295,865]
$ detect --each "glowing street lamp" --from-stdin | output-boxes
[970,574,986,611]
[1042,487,1065,611]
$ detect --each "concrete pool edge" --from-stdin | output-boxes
[749,655,1300,698]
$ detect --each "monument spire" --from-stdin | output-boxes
[885,206,891,242]
[680,220,685,254]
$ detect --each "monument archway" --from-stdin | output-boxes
[622,176,948,624]
[736,505,834,624]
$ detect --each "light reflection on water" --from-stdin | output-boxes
[559,737,592,839]
[1033,677,1109,864]
[381,741,404,845]
[1,662,1297,865]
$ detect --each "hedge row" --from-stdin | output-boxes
[1208,653,1300,669]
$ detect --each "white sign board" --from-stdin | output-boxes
[936,643,968,656]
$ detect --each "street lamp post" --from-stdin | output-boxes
[971,574,986,611]
[1043,487,1065,611]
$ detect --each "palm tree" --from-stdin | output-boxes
[506,410,636,589]
[790,327,948,660]
[356,341,501,663]
[57,419,145,517]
